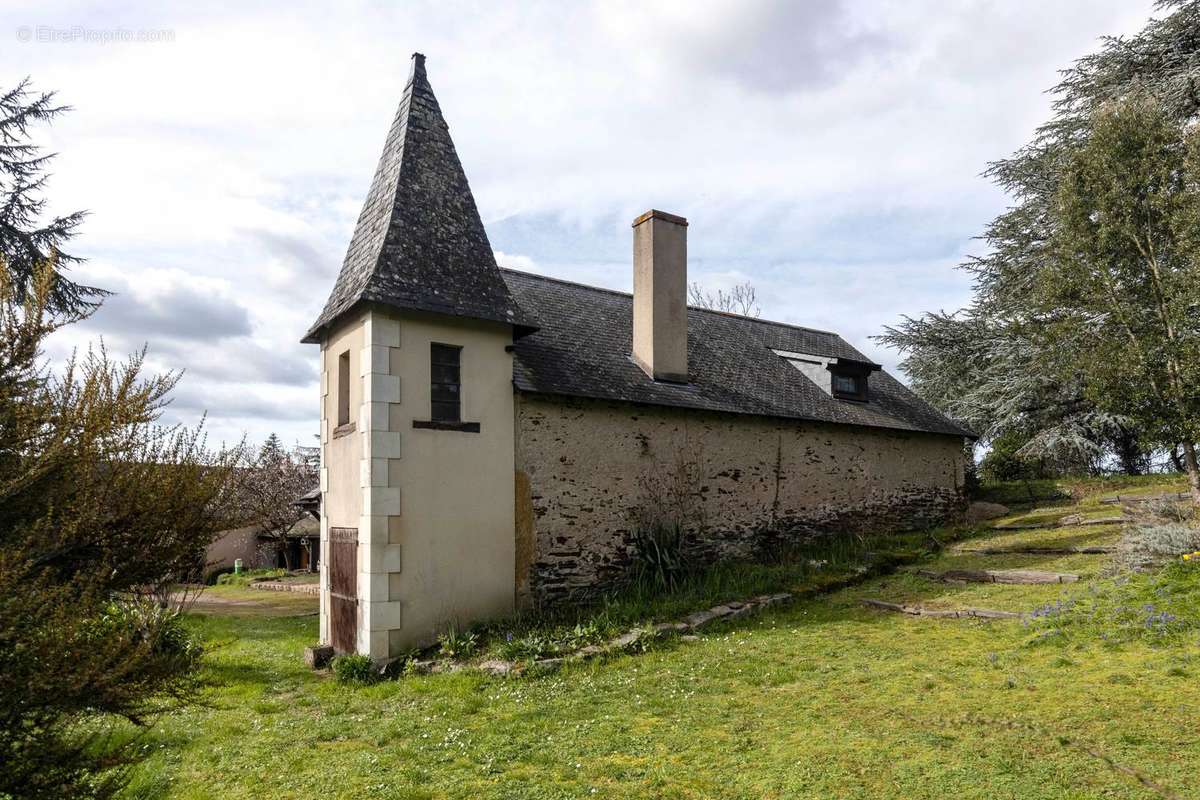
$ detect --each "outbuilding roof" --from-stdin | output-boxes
[503,269,973,439]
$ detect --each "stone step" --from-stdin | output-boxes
[1100,491,1188,505]
[993,517,1122,531]
[862,599,1021,620]
[914,568,1079,585]
[957,545,1114,556]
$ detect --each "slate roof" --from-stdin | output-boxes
[503,269,972,438]
[302,54,534,344]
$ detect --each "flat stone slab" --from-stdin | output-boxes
[915,568,1080,585]
[994,517,1122,531]
[607,630,644,651]
[680,608,722,628]
[1057,514,1124,527]
[862,599,1021,620]
[478,660,514,676]
[1100,492,1189,505]
[960,545,1115,556]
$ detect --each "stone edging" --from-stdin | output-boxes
[407,592,795,677]
[249,580,320,595]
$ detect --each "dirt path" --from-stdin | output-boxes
[173,585,318,617]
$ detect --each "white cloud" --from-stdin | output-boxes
[3,0,1161,445]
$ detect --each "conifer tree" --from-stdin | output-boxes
[880,0,1200,477]
[0,79,104,315]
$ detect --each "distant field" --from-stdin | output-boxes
[124,478,1198,799]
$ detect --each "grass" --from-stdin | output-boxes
[215,568,288,588]
[120,478,1199,799]
[178,583,318,617]
[976,472,1188,509]
[462,530,941,663]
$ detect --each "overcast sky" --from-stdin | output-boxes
[5,0,1160,450]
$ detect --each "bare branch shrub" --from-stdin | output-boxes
[688,281,761,317]
[1116,498,1200,571]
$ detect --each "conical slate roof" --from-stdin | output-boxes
[302,54,535,344]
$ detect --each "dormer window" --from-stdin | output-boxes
[831,372,863,399]
[773,349,880,402]
[829,369,868,402]
[826,359,879,403]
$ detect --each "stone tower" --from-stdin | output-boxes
[302,53,535,661]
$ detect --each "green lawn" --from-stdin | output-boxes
[123,480,1199,799]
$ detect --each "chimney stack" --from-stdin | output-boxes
[631,209,688,383]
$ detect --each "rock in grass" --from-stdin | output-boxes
[304,644,335,670]
[862,599,1021,620]
[966,502,1010,522]
[681,609,720,629]
[607,630,644,651]
[479,660,514,676]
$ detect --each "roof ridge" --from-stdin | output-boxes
[498,267,840,338]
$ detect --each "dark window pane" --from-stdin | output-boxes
[431,344,460,366]
[831,372,864,398]
[430,344,462,422]
[432,383,460,402]
[337,351,351,426]
[431,401,460,422]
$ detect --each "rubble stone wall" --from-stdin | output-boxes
[514,393,966,605]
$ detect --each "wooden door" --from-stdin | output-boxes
[329,527,358,653]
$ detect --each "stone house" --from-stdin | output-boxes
[302,54,972,660]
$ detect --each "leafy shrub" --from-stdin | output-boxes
[493,620,609,662]
[204,565,235,585]
[331,653,376,684]
[495,632,556,661]
[437,625,479,661]
[75,600,203,682]
[1115,499,1199,571]
[631,522,689,592]
[975,478,1070,507]
[216,567,286,587]
[979,431,1052,483]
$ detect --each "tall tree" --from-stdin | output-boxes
[0,84,240,796]
[879,0,1200,474]
[234,435,318,570]
[0,79,104,315]
[1045,96,1200,502]
[0,258,239,798]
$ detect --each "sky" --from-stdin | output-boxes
[4,0,1161,450]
